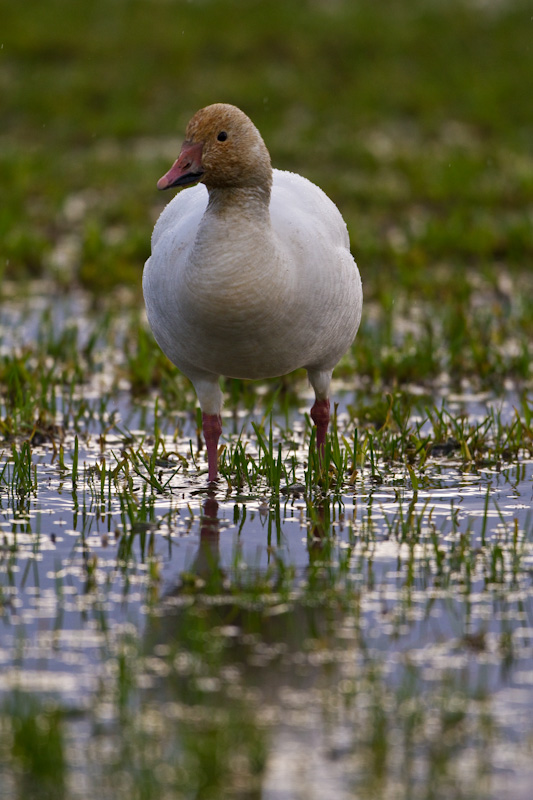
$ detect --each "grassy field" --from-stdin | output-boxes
[3,0,533,293]
[1,0,533,798]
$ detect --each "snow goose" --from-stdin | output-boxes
[143,103,362,482]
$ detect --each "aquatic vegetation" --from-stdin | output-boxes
[0,290,531,797]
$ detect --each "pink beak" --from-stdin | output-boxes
[157,141,204,190]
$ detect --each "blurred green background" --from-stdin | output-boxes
[2,0,533,298]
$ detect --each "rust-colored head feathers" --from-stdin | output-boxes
[158,103,272,192]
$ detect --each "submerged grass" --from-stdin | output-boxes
[1,434,529,799]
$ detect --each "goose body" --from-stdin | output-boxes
[143,104,362,481]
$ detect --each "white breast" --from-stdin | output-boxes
[143,168,362,385]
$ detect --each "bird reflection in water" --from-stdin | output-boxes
[142,494,351,797]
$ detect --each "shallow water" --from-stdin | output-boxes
[1,417,532,798]
[0,292,532,798]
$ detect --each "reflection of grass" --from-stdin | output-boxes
[1,693,66,800]
[0,419,530,797]
[0,577,496,800]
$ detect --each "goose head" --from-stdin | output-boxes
[157,103,272,193]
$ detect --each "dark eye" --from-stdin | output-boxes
[217,131,228,142]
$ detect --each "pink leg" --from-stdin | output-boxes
[202,413,222,483]
[310,398,330,455]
